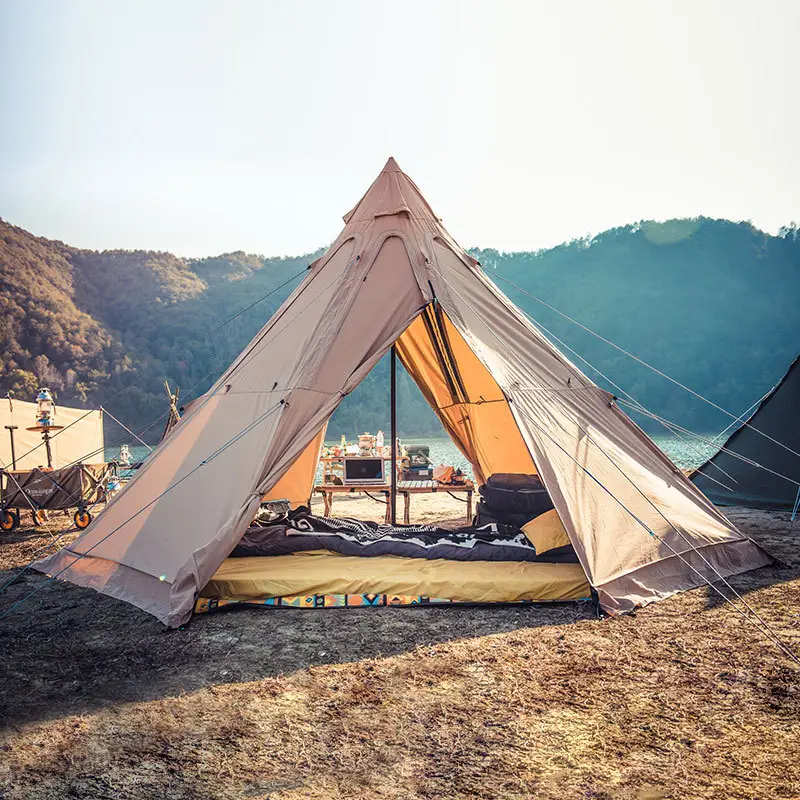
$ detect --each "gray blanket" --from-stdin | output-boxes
[231,510,578,563]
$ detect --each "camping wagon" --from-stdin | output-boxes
[0,462,114,531]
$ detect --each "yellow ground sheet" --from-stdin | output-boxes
[200,550,591,604]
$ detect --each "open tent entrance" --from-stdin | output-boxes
[264,301,538,511]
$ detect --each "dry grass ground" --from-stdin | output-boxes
[0,501,798,799]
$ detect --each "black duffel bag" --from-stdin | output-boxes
[478,473,554,517]
[473,499,535,529]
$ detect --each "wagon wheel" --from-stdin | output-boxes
[74,508,92,529]
[34,509,48,526]
[0,509,19,532]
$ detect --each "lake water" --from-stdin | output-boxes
[328,435,717,478]
[115,433,717,480]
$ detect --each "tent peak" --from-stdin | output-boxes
[342,157,441,225]
[381,156,402,172]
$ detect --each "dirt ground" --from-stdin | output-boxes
[0,499,798,800]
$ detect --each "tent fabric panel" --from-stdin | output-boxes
[166,241,428,625]
[201,552,591,604]
[47,236,361,574]
[305,236,427,396]
[424,239,766,610]
[395,308,537,483]
[36,547,175,624]
[61,392,286,580]
[38,215,428,626]
[692,356,800,510]
[246,235,427,508]
[35,240,363,600]
[596,537,772,612]
[207,239,359,396]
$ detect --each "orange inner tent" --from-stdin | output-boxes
[395,304,537,484]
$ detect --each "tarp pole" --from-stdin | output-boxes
[43,430,54,469]
[4,425,17,470]
[390,344,397,525]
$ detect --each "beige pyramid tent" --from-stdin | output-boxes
[36,158,770,627]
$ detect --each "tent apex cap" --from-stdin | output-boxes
[382,156,402,172]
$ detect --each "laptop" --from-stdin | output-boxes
[344,457,385,484]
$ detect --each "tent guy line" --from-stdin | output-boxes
[214,256,365,383]
[492,272,800,464]
[218,253,361,377]
[619,400,800,489]
[209,268,308,333]
[521,407,799,664]
[711,386,775,444]
[503,302,742,491]
[101,407,153,452]
[571,418,797,664]
[485,274,790,495]
[612,397,739,491]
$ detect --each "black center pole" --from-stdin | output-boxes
[390,344,397,525]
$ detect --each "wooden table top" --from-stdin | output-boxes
[315,480,474,493]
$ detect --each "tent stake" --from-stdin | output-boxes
[390,344,397,525]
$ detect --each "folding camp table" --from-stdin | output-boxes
[314,480,474,524]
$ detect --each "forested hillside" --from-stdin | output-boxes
[0,217,798,446]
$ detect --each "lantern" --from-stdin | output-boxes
[35,388,56,427]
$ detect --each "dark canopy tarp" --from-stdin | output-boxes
[692,356,800,510]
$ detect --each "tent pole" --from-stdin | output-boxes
[390,344,397,525]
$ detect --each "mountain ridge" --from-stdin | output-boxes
[1,216,798,443]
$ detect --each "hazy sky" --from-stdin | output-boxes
[1,0,798,257]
